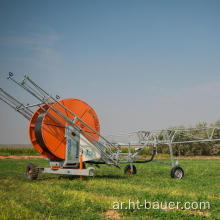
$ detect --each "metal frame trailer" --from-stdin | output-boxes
[1,72,220,179]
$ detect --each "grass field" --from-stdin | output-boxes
[0,157,219,220]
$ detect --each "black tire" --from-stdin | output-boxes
[171,166,184,179]
[26,163,39,180]
[124,164,137,174]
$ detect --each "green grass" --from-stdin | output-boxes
[0,159,219,220]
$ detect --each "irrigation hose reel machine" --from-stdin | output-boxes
[1,73,220,180]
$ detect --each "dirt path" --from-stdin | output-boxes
[0,155,45,160]
[0,155,219,160]
[177,156,220,160]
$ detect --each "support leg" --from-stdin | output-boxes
[168,143,175,167]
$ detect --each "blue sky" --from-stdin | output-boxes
[0,0,220,144]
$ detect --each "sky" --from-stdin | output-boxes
[0,0,220,144]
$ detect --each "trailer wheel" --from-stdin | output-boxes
[26,163,39,180]
[124,164,137,174]
[171,166,184,179]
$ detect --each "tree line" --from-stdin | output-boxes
[156,120,220,156]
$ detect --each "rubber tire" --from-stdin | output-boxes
[171,166,184,179]
[124,164,137,174]
[26,163,39,180]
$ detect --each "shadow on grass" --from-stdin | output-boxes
[94,174,128,179]
[29,174,129,181]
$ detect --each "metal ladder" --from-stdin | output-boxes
[0,72,119,166]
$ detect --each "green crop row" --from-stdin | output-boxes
[0,147,40,156]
